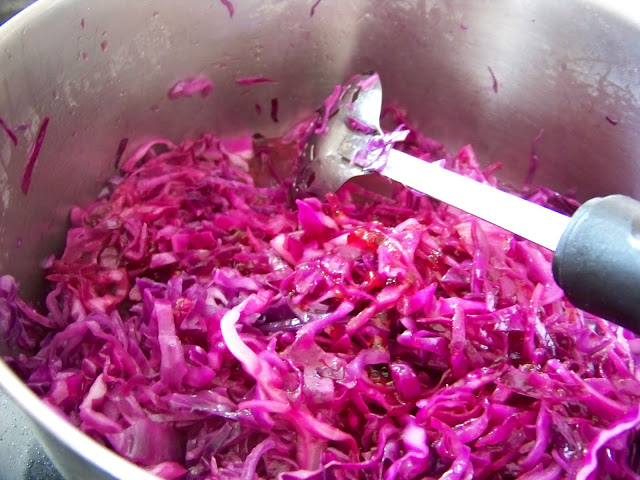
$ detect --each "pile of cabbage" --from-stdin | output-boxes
[2,98,640,480]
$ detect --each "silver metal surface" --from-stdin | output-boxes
[0,0,640,479]
[382,149,572,250]
[294,74,383,196]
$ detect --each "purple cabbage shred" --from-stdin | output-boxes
[522,129,544,192]
[168,77,214,100]
[352,124,410,172]
[488,66,498,94]
[220,0,234,18]
[114,138,129,169]
[235,77,277,86]
[270,98,279,123]
[310,0,322,17]
[345,116,378,136]
[21,116,50,195]
[355,73,379,91]
[606,115,620,126]
[0,116,18,146]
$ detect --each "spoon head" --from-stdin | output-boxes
[294,72,384,198]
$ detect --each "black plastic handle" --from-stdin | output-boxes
[552,195,640,332]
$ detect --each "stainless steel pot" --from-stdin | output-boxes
[1,0,639,478]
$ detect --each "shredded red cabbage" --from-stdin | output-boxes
[523,129,544,192]
[21,116,50,195]
[606,116,620,126]
[310,0,322,17]
[270,98,279,123]
[0,116,18,146]
[1,89,640,480]
[169,77,214,100]
[345,117,378,136]
[352,124,410,172]
[220,0,234,18]
[235,77,277,86]
[315,86,342,134]
[488,66,499,94]
[114,138,130,169]
[355,74,380,91]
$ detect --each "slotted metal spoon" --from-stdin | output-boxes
[295,73,640,332]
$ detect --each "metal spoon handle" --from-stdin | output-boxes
[380,149,571,251]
